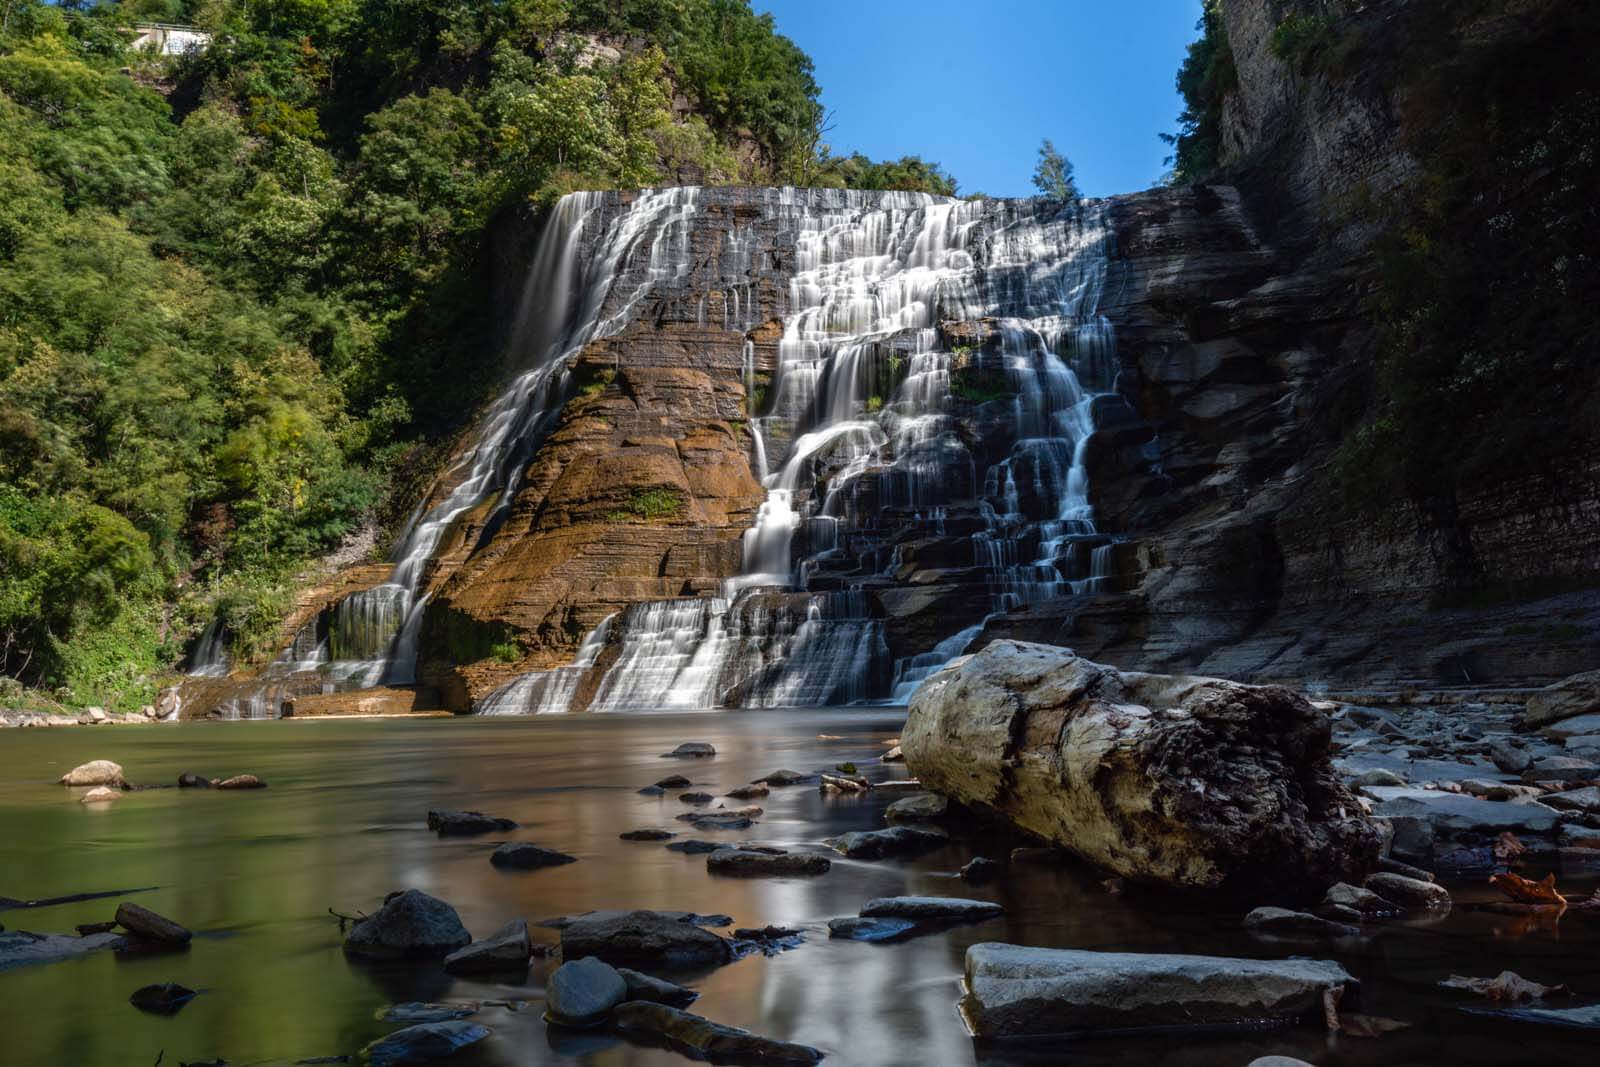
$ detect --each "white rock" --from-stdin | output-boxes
[59,760,124,787]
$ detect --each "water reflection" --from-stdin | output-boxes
[0,714,1596,1066]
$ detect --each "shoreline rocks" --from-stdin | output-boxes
[962,944,1356,1037]
[903,641,1383,896]
[59,760,125,787]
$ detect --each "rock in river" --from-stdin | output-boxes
[59,760,124,787]
[427,809,517,836]
[115,902,191,945]
[213,774,266,789]
[902,641,1382,895]
[753,769,814,786]
[129,982,196,1014]
[1366,872,1452,910]
[0,930,124,972]
[490,842,578,870]
[620,829,676,841]
[177,772,212,788]
[80,786,121,804]
[1243,907,1359,939]
[706,848,831,877]
[1365,787,1561,836]
[859,897,1003,922]
[344,889,471,959]
[443,919,532,975]
[546,956,628,1028]
[883,793,949,822]
[559,910,732,970]
[829,826,947,860]
[661,742,715,759]
[961,944,1355,1037]
[617,967,700,1007]
[827,917,916,943]
[611,1001,823,1064]
[361,1020,489,1066]
[1523,669,1600,727]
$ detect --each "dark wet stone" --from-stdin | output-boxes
[560,910,732,969]
[546,956,627,1028]
[1243,907,1359,939]
[724,783,769,800]
[655,775,693,789]
[733,925,803,941]
[960,857,1004,884]
[129,982,196,1014]
[679,792,715,805]
[381,1002,479,1024]
[214,774,267,789]
[661,742,715,759]
[637,786,666,796]
[883,793,948,822]
[665,839,723,854]
[361,1020,489,1066]
[115,902,191,945]
[829,826,947,860]
[177,772,212,788]
[442,920,531,975]
[707,849,831,877]
[617,967,700,1008]
[678,813,755,830]
[620,829,676,841]
[611,1001,823,1064]
[828,916,916,943]
[490,843,578,870]
[752,769,815,786]
[859,896,1004,921]
[0,930,124,970]
[343,889,471,959]
[427,809,517,836]
[1366,872,1451,909]
[75,921,117,936]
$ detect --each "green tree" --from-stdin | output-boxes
[1161,0,1235,183]
[1031,138,1078,200]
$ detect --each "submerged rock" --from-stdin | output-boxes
[827,917,916,943]
[611,1001,823,1064]
[661,742,715,759]
[214,774,266,789]
[962,944,1355,1037]
[546,956,628,1028]
[490,842,577,870]
[361,1020,489,1066]
[427,809,517,836]
[828,826,947,860]
[343,889,471,959]
[176,772,212,788]
[381,1002,479,1024]
[115,902,191,945]
[679,792,714,805]
[859,897,1003,922]
[665,839,723,854]
[753,770,814,786]
[1366,872,1451,909]
[724,783,769,800]
[883,793,949,822]
[620,829,676,841]
[902,641,1382,895]
[617,967,699,1007]
[655,775,693,789]
[706,849,831,877]
[80,786,121,804]
[59,760,124,787]
[0,930,124,971]
[559,910,732,969]
[960,857,1004,884]
[442,919,531,975]
[1243,907,1359,939]
[129,982,196,1015]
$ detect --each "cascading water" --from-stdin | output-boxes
[481,188,1124,712]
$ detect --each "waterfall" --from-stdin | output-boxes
[481,188,1123,712]
[184,618,231,677]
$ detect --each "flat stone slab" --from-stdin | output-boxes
[442,919,531,975]
[617,967,699,1008]
[706,849,831,877]
[490,843,578,870]
[962,944,1354,1037]
[1365,787,1561,834]
[362,1020,490,1066]
[559,910,732,970]
[427,810,517,836]
[380,1002,480,1024]
[1464,1004,1600,1030]
[0,930,124,972]
[661,742,715,759]
[859,896,1003,921]
[1540,713,1600,740]
[827,917,916,942]
[611,1001,822,1064]
[829,826,948,859]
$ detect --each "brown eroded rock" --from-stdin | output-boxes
[902,640,1382,896]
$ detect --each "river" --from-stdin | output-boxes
[1,713,1595,1065]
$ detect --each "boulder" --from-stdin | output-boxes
[442,919,532,975]
[706,849,831,876]
[1543,786,1600,813]
[361,1021,490,1066]
[753,769,814,786]
[1243,907,1359,938]
[559,910,732,969]
[620,829,676,841]
[883,793,949,822]
[827,916,916,942]
[214,774,266,789]
[611,1001,823,1065]
[0,930,124,971]
[1366,872,1451,909]
[1365,787,1561,835]
[176,772,211,788]
[1521,756,1600,783]
[1523,670,1600,727]
[724,783,769,800]
[382,1003,480,1024]
[655,774,693,789]
[59,760,124,787]
[960,857,1004,884]
[489,843,577,870]
[859,897,1003,922]
[80,786,120,804]
[115,903,191,945]
[78,707,109,725]
[343,890,471,959]
[661,742,715,759]
[617,967,699,1007]
[961,944,1355,1037]
[902,641,1381,895]
[828,826,947,860]
[546,956,628,1028]
[1490,740,1534,774]
[129,982,196,1015]
[1323,882,1393,915]
[427,809,517,836]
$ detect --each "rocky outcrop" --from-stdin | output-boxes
[903,641,1381,895]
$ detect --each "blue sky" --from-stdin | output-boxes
[757,0,1202,198]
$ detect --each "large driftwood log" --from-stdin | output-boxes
[902,641,1381,896]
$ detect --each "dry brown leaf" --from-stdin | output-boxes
[1493,831,1528,866]
[1338,1013,1411,1038]
[1440,970,1569,1001]
[1489,871,1567,907]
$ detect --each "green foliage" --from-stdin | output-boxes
[812,151,958,196]
[1030,138,1078,200]
[1270,11,1335,66]
[865,394,883,414]
[948,368,1011,405]
[489,639,521,663]
[1162,0,1235,183]
[608,487,684,521]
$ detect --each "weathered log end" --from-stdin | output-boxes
[902,640,1382,898]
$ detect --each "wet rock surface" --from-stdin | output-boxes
[129,982,196,1015]
[828,826,947,860]
[0,930,124,971]
[859,897,1003,922]
[361,1020,490,1066]
[962,944,1356,1037]
[705,848,831,877]
[558,910,733,970]
[904,641,1382,894]
[114,902,190,945]
[489,843,578,870]
[546,956,627,1028]
[617,967,699,1007]
[611,1001,824,1064]
[827,916,916,943]
[442,919,531,975]
[343,890,471,959]
[59,760,124,787]
[427,809,516,836]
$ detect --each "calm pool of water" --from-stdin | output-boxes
[1,712,1595,1066]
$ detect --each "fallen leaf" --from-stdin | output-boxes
[1440,970,1569,1001]
[1102,878,1124,896]
[1338,1013,1411,1038]
[1493,831,1528,866]
[1489,871,1567,908]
